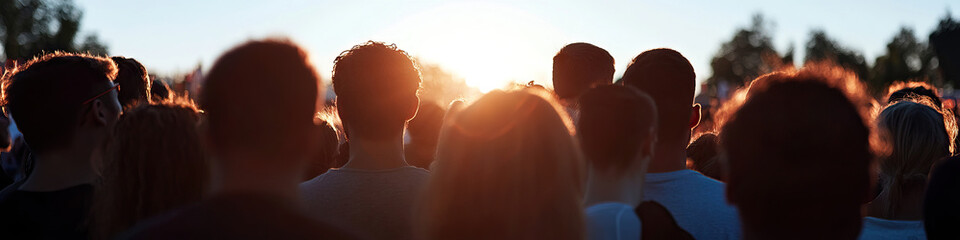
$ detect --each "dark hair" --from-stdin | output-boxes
[886,82,941,109]
[577,85,657,174]
[304,119,339,181]
[151,79,172,102]
[622,48,696,145]
[332,41,421,140]
[405,101,445,169]
[721,69,872,239]
[111,56,151,108]
[2,52,117,152]
[552,42,614,100]
[686,133,722,180]
[201,39,320,157]
[92,98,207,239]
[924,156,960,239]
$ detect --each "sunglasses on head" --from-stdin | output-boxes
[82,83,120,105]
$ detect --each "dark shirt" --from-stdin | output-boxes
[0,183,94,240]
[120,193,358,240]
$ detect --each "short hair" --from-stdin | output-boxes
[924,155,960,239]
[721,69,873,239]
[423,88,585,240]
[2,52,117,152]
[332,41,421,140]
[93,98,207,239]
[552,42,615,100]
[151,79,172,102]
[201,39,320,157]
[622,48,696,145]
[577,85,657,174]
[112,56,151,107]
[686,133,722,180]
[876,100,953,217]
[886,82,941,109]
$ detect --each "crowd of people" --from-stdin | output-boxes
[0,37,957,240]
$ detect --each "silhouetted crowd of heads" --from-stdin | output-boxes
[0,38,957,240]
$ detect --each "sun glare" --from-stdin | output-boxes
[375,2,565,93]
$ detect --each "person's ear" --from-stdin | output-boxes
[689,104,702,130]
[405,95,421,121]
[92,100,110,126]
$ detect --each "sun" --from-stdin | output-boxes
[374,2,565,93]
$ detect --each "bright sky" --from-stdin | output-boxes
[75,0,957,93]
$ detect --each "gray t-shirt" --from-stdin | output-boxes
[300,166,430,240]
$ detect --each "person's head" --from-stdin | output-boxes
[333,41,421,141]
[93,98,207,239]
[151,79,172,102]
[304,119,339,181]
[111,56,151,108]
[721,69,873,239]
[552,42,615,101]
[686,133,722,181]
[405,101,445,169]
[201,39,320,170]
[622,49,698,156]
[875,99,954,217]
[422,88,585,240]
[2,52,121,154]
[577,85,657,178]
[886,82,941,109]
[924,156,960,239]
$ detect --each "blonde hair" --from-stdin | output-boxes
[420,88,586,240]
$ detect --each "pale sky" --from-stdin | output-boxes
[74,0,957,92]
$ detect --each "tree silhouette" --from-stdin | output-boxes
[0,0,108,61]
[869,27,935,94]
[804,29,869,81]
[706,14,786,91]
[930,12,960,88]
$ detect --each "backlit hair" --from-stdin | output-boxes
[421,88,585,240]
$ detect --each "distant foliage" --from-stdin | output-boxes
[0,0,109,61]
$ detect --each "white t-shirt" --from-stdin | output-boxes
[586,202,641,240]
[642,169,742,240]
[857,217,926,240]
[300,166,430,240]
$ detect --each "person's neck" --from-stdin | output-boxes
[19,147,96,192]
[584,169,644,207]
[342,133,409,170]
[867,183,926,220]
[646,143,687,173]
[211,154,303,207]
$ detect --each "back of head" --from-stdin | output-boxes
[686,133,722,180]
[552,42,615,100]
[721,69,873,239]
[405,101,445,169]
[577,85,657,175]
[151,79,172,102]
[112,56,151,107]
[2,52,118,153]
[423,88,585,240]
[924,156,960,239]
[886,82,941,109]
[877,100,953,217]
[333,41,421,140]
[94,98,207,239]
[622,48,696,147]
[201,39,319,159]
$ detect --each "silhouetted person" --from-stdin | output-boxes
[150,79,172,102]
[552,42,614,122]
[860,99,952,240]
[112,56,151,108]
[622,48,741,239]
[924,156,960,239]
[121,39,354,240]
[300,41,428,240]
[404,101,444,169]
[421,89,585,240]
[579,85,658,240]
[686,133,722,181]
[0,53,122,240]
[91,99,209,239]
[304,119,340,181]
[886,83,942,109]
[722,68,874,240]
